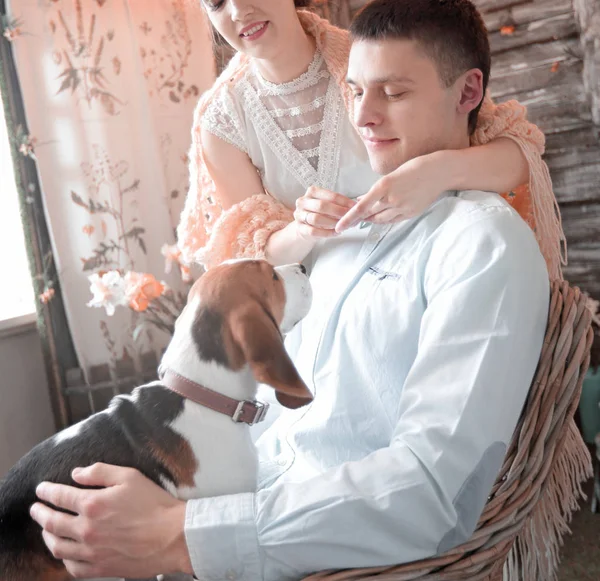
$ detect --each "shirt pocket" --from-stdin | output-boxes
[340,261,406,340]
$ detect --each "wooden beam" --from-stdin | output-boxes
[545,125,600,156]
[483,0,573,33]
[489,12,578,54]
[574,0,600,124]
[495,81,592,134]
[474,0,530,14]
[492,37,581,72]
[550,162,600,204]
[560,203,600,245]
[490,51,583,100]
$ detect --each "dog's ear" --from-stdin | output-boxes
[229,304,313,409]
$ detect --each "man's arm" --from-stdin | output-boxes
[186,209,550,580]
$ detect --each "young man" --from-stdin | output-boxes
[30,1,549,579]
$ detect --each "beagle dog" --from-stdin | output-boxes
[0,260,313,581]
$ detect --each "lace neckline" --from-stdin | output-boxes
[252,49,325,94]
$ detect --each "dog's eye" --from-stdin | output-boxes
[273,272,279,281]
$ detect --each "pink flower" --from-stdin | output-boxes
[39,287,55,304]
[3,26,22,42]
[18,136,37,158]
[124,272,165,313]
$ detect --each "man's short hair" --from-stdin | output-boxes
[350,0,491,134]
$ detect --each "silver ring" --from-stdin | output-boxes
[303,211,311,226]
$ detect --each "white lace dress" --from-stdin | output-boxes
[201,50,380,207]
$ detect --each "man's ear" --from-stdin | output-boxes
[456,68,484,115]
[229,305,313,409]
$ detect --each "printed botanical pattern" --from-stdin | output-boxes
[160,132,191,226]
[139,0,200,104]
[49,0,123,115]
[71,144,146,272]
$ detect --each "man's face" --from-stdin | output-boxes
[348,39,466,175]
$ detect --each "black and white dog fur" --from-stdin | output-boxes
[0,260,313,581]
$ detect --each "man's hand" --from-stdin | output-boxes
[336,153,445,232]
[29,463,193,579]
[294,186,356,240]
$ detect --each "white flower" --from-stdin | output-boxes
[87,271,128,316]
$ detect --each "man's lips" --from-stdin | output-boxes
[362,136,397,143]
[362,136,399,147]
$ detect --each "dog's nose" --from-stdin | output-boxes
[299,264,306,275]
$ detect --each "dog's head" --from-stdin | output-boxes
[160,260,313,409]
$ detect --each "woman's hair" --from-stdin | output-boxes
[294,0,313,6]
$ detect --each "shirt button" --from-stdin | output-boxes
[369,232,380,242]
[277,458,287,466]
[226,569,238,580]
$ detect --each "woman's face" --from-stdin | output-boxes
[203,0,300,59]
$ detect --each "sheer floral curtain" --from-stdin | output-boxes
[4,0,215,414]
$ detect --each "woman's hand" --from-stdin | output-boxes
[29,463,193,579]
[294,186,357,240]
[265,186,357,265]
[335,152,447,232]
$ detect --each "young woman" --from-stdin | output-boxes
[178,0,563,278]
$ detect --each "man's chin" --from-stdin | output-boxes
[368,154,399,176]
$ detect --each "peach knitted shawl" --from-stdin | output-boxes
[177,12,591,579]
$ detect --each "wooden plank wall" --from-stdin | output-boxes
[482,0,600,298]
[349,0,600,361]
[479,0,600,362]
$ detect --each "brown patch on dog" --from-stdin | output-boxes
[1,553,71,581]
[39,561,72,581]
[189,261,287,369]
[185,260,312,409]
[148,436,198,488]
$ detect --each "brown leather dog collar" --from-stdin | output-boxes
[161,369,269,425]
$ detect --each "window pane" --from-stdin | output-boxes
[0,92,35,320]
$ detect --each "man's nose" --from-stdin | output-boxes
[354,94,380,128]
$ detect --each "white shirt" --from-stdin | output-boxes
[185,190,549,581]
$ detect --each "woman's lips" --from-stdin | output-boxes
[239,21,269,41]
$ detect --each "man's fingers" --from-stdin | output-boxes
[30,501,80,537]
[34,482,89,515]
[42,530,93,562]
[72,462,137,488]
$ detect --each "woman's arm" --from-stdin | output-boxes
[336,136,529,232]
[203,128,317,265]
[201,127,265,209]
[441,137,529,193]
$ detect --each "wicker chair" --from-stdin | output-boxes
[303,281,594,581]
